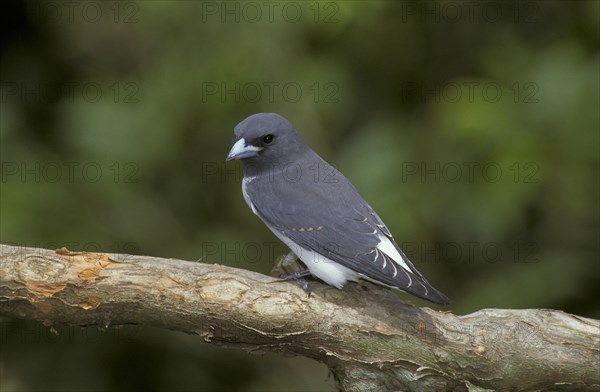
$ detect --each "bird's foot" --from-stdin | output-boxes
[269,252,313,297]
[278,269,313,297]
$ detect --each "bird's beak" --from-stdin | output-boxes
[226,138,263,161]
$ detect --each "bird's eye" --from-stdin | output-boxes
[262,134,274,144]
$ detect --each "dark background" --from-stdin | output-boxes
[1,1,598,391]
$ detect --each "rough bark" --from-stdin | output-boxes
[1,244,598,391]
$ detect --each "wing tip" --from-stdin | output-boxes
[358,272,451,305]
[425,288,452,305]
[394,282,451,305]
[407,281,452,305]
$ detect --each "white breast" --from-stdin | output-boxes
[241,174,360,288]
[242,176,258,215]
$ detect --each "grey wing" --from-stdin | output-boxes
[247,174,450,304]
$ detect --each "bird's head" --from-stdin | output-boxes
[226,113,307,164]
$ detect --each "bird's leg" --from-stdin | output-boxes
[269,251,313,297]
[280,251,299,267]
[269,251,300,276]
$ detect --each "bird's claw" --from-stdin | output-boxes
[278,270,313,297]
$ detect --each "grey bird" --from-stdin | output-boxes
[226,113,450,305]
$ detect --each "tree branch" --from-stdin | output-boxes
[1,244,598,391]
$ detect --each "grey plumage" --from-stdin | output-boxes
[227,113,450,305]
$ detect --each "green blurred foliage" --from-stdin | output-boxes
[1,0,598,390]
